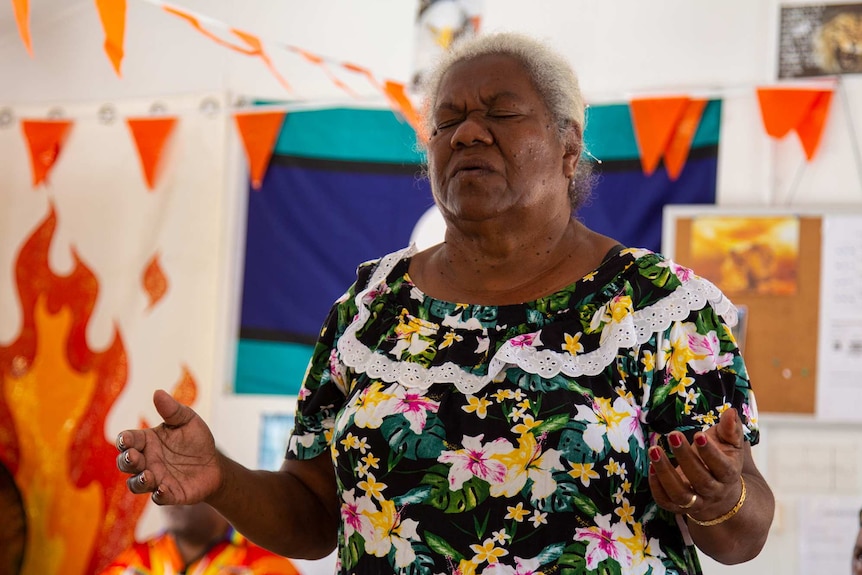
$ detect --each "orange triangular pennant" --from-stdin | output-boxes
[21,119,74,187]
[663,99,707,181]
[94,0,126,77]
[233,111,286,190]
[126,117,178,190]
[755,88,824,138]
[794,90,833,160]
[383,81,426,140]
[629,96,691,176]
[12,0,33,56]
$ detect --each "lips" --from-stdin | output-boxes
[450,158,496,177]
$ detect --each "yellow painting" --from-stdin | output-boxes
[690,215,800,296]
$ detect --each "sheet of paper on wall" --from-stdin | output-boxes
[816,215,862,421]
[797,495,861,574]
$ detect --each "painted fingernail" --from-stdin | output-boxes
[116,433,126,451]
[138,473,146,485]
[695,434,708,447]
[649,446,661,462]
[124,451,131,466]
[669,433,682,448]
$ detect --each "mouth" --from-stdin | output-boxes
[450,159,496,177]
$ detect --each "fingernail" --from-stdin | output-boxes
[649,465,656,475]
[695,434,708,447]
[116,433,126,451]
[669,433,682,448]
[138,473,146,485]
[649,446,661,462]
[124,451,131,465]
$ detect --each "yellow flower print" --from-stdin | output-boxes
[530,510,548,527]
[694,411,718,427]
[604,457,625,477]
[609,295,633,323]
[669,376,695,398]
[583,270,598,282]
[505,502,529,522]
[340,432,362,451]
[357,473,387,500]
[516,398,531,410]
[621,479,632,493]
[491,529,509,544]
[491,389,515,402]
[470,538,509,564]
[615,498,636,524]
[568,462,600,487]
[440,331,464,349]
[511,414,542,436]
[641,350,655,371]
[463,395,492,419]
[362,453,380,471]
[562,332,584,355]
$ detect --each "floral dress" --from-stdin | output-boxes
[287,245,759,575]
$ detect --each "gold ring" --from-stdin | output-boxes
[679,492,697,510]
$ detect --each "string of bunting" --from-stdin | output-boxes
[7,0,843,187]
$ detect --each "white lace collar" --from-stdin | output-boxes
[336,245,737,395]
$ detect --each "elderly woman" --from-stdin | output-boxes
[117,32,774,575]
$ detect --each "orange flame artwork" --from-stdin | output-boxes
[0,205,193,575]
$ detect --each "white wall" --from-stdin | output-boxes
[3,1,862,574]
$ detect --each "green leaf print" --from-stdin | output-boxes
[559,540,589,574]
[546,478,599,516]
[421,463,491,513]
[381,414,446,461]
[423,531,464,562]
[342,530,365,571]
[534,413,573,435]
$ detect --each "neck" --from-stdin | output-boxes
[416,217,611,304]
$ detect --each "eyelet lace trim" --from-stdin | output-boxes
[336,245,738,395]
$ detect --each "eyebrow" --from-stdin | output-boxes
[436,91,525,113]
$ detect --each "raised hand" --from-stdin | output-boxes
[648,408,747,521]
[116,389,223,505]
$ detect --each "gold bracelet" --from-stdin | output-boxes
[687,476,746,527]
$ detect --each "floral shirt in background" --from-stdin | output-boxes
[287,246,759,575]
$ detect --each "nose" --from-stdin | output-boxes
[450,114,493,149]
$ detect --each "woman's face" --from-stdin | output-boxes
[426,54,577,226]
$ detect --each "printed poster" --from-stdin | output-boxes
[778,3,862,78]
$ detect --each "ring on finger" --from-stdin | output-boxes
[679,492,697,510]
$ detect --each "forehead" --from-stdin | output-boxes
[435,54,542,107]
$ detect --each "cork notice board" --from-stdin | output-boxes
[663,208,821,415]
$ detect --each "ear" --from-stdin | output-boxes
[562,123,582,179]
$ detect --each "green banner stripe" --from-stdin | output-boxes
[234,339,313,395]
[584,100,721,162]
[274,107,426,164]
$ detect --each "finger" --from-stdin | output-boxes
[693,431,747,484]
[126,471,152,495]
[715,408,744,448]
[666,431,715,490]
[153,389,194,428]
[648,445,697,508]
[116,448,138,474]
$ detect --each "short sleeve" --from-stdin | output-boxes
[640,301,759,447]
[286,260,377,460]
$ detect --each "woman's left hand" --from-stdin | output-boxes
[648,408,746,521]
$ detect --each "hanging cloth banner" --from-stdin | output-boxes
[21,119,74,187]
[233,111,287,190]
[756,87,834,160]
[126,116,178,190]
[629,96,706,180]
[94,0,127,77]
[12,0,33,56]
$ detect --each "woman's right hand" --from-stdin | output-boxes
[115,389,222,505]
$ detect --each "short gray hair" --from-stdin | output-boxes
[419,32,594,211]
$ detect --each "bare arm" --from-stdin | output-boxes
[116,389,339,559]
[649,408,775,564]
